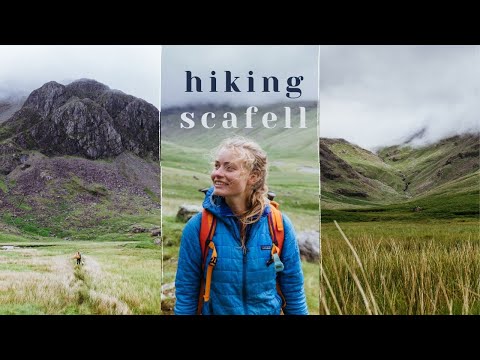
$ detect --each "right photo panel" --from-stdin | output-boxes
[319,45,480,315]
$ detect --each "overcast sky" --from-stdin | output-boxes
[161,45,319,108]
[320,45,480,150]
[0,45,161,108]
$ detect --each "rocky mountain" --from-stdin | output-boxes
[0,79,159,165]
[0,79,160,239]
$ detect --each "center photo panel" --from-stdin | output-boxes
[160,45,320,315]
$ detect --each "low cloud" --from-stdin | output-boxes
[0,45,161,108]
[320,45,480,149]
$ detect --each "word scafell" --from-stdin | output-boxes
[179,71,308,129]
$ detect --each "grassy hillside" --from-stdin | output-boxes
[378,133,479,196]
[321,133,480,219]
[320,141,406,208]
[161,102,319,226]
[326,138,405,193]
[1,152,160,239]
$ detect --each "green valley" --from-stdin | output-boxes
[320,133,480,314]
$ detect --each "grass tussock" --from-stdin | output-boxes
[321,220,480,315]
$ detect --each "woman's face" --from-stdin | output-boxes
[211,148,253,199]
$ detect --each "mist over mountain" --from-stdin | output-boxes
[0,94,26,124]
[320,45,480,151]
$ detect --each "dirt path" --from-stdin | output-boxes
[66,255,131,314]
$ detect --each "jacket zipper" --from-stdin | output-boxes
[229,217,248,315]
[242,245,247,314]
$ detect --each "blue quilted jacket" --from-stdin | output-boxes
[174,186,309,315]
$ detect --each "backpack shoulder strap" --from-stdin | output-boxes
[197,209,217,315]
[268,201,284,255]
[268,201,287,312]
[200,209,216,269]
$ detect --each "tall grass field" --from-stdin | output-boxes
[321,220,479,315]
[0,241,161,314]
[0,216,162,314]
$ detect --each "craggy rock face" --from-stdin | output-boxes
[0,79,159,161]
[0,142,24,174]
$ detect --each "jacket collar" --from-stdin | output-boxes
[202,186,271,221]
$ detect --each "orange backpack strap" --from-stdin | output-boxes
[267,201,286,311]
[268,201,284,254]
[200,209,216,269]
[197,209,217,315]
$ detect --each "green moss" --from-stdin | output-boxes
[144,188,160,203]
[0,178,7,193]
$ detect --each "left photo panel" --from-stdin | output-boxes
[0,45,162,314]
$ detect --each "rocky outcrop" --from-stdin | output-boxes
[0,79,159,161]
[23,81,68,119]
[65,78,110,102]
[161,282,176,314]
[334,188,368,198]
[114,98,159,159]
[0,142,25,174]
[15,98,124,159]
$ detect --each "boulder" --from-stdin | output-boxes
[176,204,203,222]
[297,230,319,262]
[130,225,147,233]
[150,226,161,236]
[161,282,176,314]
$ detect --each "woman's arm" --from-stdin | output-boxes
[174,213,203,315]
[277,214,309,315]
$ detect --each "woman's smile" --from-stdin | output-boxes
[214,180,229,187]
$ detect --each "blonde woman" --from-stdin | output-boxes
[174,136,308,315]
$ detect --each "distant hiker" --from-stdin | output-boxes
[73,251,82,265]
[174,136,308,315]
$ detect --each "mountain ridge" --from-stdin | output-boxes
[320,133,479,220]
[0,79,160,239]
[0,79,159,163]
